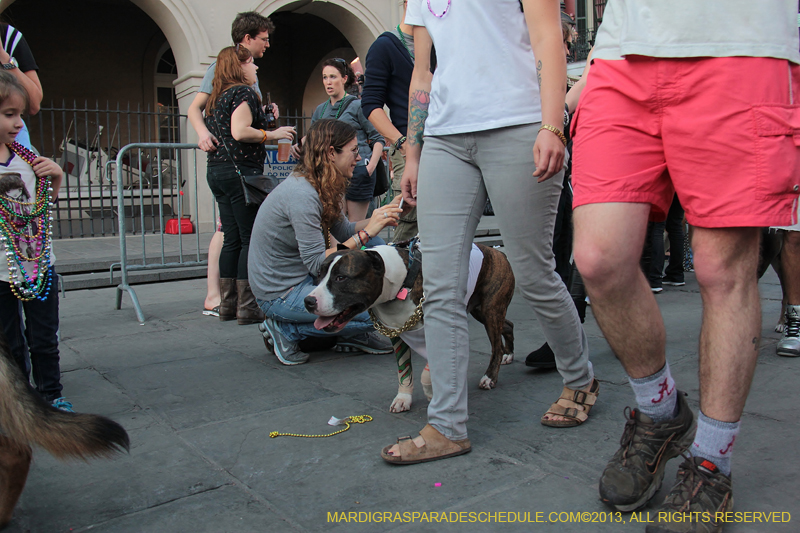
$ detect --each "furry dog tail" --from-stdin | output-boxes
[0,331,129,460]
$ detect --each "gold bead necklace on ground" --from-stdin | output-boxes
[269,415,373,439]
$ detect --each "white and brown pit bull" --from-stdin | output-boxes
[304,242,515,412]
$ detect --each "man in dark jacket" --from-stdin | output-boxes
[361,0,417,242]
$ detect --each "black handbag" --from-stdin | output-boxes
[212,115,278,207]
[239,172,279,207]
[373,158,391,197]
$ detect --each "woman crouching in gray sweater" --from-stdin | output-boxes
[249,119,402,365]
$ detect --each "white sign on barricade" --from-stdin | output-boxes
[263,149,297,182]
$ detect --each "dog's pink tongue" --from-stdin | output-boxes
[314,316,337,330]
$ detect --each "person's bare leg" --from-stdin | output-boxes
[573,203,666,378]
[346,200,369,223]
[692,227,761,422]
[204,231,224,310]
[781,231,800,303]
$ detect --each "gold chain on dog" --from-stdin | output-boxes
[269,415,373,439]
[369,295,426,338]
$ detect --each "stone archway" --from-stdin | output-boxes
[130,0,215,113]
[257,0,385,59]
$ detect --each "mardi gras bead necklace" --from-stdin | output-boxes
[427,0,451,18]
[0,141,54,301]
[320,96,349,119]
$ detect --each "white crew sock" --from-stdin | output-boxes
[628,361,678,423]
[691,411,739,476]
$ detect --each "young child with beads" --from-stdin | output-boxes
[0,71,70,411]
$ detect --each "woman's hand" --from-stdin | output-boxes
[269,126,295,142]
[532,130,565,182]
[290,136,306,159]
[364,200,402,238]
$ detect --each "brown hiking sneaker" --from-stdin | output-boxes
[645,456,733,533]
[599,392,696,511]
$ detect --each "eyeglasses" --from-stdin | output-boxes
[257,36,270,44]
[335,145,360,156]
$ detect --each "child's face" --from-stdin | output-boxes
[0,93,25,144]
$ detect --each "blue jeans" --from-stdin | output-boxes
[0,266,62,402]
[257,275,375,343]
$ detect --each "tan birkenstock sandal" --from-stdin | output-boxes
[541,378,600,428]
[381,424,471,465]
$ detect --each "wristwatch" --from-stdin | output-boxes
[2,57,18,70]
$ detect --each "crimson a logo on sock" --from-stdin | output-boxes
[719,436,736,455]
[651,377,675,404]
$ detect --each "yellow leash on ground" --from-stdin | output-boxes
[269,415,373,438]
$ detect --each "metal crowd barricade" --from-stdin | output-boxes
[113,143,203,323]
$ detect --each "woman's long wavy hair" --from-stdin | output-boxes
[205,46,258,115]
[295,119,357,229]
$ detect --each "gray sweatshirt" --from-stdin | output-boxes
[311,96,384,164]
[249,174,356,302]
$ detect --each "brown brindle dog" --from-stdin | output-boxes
[305,243,515,412]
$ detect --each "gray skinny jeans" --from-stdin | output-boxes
[418,123,593,440]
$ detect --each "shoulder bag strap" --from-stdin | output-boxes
[338,95,356,116]
[210,102,247,185]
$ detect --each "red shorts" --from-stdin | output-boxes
[572,56,800,227]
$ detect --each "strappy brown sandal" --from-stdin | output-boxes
[541,378,600,428]
[381,424,471,465]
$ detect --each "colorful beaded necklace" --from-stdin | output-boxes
[427,0,451,18]
[0,142,54,301]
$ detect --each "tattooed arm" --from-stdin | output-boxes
[523,0,567,182]
[401,25,434,207]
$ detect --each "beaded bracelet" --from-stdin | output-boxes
[361,229,371,240]
[539,124,567,147]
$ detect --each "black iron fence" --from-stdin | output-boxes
[27,102,313,239]
[570,28,596,63]
[29,102,187,238]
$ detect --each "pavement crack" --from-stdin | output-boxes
[71,483,234,532]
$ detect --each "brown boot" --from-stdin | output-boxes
[236,279,264,325]
[218,278,238,321]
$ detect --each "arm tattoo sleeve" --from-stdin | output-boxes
[408,89,430,147]
[536,60,542,88]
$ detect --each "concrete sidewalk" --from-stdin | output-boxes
[6,270,797,532]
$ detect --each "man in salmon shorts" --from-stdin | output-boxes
[571,1,800,531]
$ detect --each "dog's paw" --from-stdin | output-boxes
[479,375,496,390]
[775,323,786,333]
[501,353,514,365]
[390,393,412,412]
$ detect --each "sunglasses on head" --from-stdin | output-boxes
[332,58,348,67]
